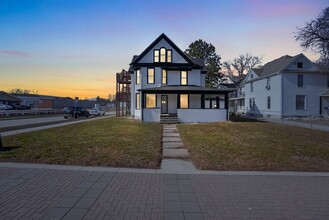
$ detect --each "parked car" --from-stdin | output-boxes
[10,104,31,110]
[0,104,13,110]
[63,107,90,119]
[88,108,105,116]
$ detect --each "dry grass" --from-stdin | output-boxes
[178,119,329,171]
[0,118,162,168]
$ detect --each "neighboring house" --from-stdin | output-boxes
[0,91,21,105]
[228,77,246,114]
[129,33,232,123]
[230,53,329,118]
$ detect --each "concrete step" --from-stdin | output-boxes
[163,142,184,149]
[159,159,199,174]
[163,149,190,159]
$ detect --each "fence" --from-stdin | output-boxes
[244,110,329,131]
[0,109,63,117]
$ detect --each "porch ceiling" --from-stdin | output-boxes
[138,85,234,94]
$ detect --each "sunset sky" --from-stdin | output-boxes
[0,0,327,99]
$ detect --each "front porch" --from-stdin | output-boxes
[138,86,233,123]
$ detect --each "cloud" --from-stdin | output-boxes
[0,50,30,57]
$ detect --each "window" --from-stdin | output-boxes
[154,50,159,62]
[136,93,140,110]
[249,98,253,108]
[147,68,154,84]
[251,74,253,79]
[297,74,303,87]
[181,71,187,85]
[160,48,166,62]
[296,95,306,110]
[267,96,271,109]
[167,50,172,62]
[180,94,189,109]
[250,82,253,92]
[146,94,156,108]
[297,62,303,68]
[136,70,140,85]
[267,77,271,86]
[162,69,167,85]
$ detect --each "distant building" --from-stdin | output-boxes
[0,91,21,105]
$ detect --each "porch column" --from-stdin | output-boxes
[201,94,205,109]
[225,93,229,120]
[177,94,180,109]
[210,99,212,109]
[141,92,144,121]
[216,96,220,109]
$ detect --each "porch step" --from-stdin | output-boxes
[160,114,178,124]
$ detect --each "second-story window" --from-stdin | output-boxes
[267,77,271,86]
[181,71,187,85]
[136,70,140,85]
[250,82,253,92]
[147,68,154,84]
[162,69,167,85]
[298,74,303,87]
[160,48,166,62]
[154,50,159,62]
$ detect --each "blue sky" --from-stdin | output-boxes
[0,0,327,98]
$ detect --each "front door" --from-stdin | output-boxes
[161,95,168,114]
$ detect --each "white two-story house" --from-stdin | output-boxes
[129,33,232,123]
[235,53,329,118]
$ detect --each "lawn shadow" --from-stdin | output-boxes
[0,146,22,152]
[230,115,264,123]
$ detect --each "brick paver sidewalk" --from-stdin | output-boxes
[0,165,329,219]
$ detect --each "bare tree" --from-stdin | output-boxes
[223,54,263,82]
[295,7,329,66]
[8,88,38,95]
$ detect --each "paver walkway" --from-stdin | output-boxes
[161,124,198,173]
[0,163,329,220]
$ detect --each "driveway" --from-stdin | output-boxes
[0,163,328,220]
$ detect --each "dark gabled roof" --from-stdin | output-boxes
[138,85,233,94]
[130,33,201,67]
[252,55,294,77]
[0,91,21,102]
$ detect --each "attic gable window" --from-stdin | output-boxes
[154,48,172,63]
[154,50,159,62]
[297,62,303,68]
[167,50,172,62]
[160,48,166,62]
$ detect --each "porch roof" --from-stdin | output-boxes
[320,90,329,97]
[138,85,234,94]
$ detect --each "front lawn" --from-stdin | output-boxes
[0,118,162,168]
[178,121,329,171]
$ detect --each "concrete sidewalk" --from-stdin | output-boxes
[0,163,329,220]
[1,114,115,137]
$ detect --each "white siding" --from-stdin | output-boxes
[143,108,160,122]
[244,74,282,117]
[178,109,227,122]
[282,72,327,116]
